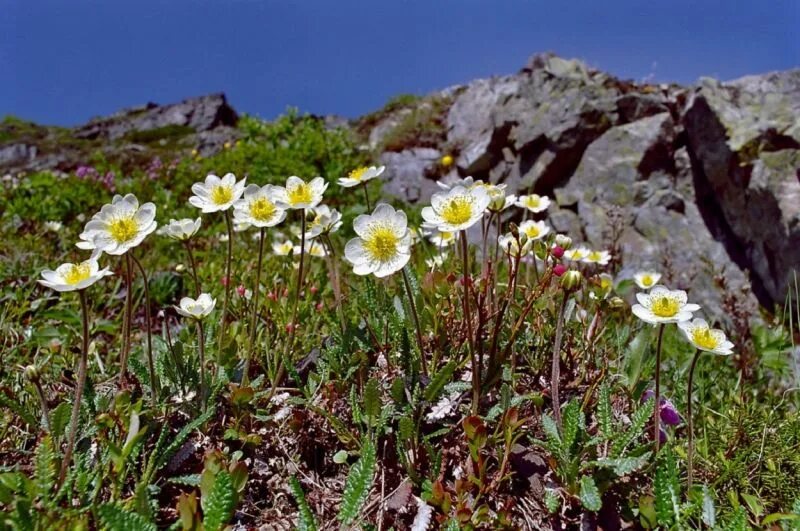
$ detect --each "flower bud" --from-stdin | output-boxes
[560,270,583,291]
[609,296,626,309]
[236,285,246,297]
[221,276,230,287]
[551,245,565,259]
[175,264,186,273]
[24,365,41,383]
[441,154,454,167]
[554,234,572,250]
[553,264,567,277]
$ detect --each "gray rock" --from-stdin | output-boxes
[379,148,442,203]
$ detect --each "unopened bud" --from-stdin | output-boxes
[236,284,246,297]
[609,296,626,309]
[560,270,583,291]
[175,264,186,273]
[24,365,41,383]
[554,234,572,250]
[551,245,565,259]
[553,264,567,277]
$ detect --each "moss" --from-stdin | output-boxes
[379,95,452,152]
[124,124,195,144]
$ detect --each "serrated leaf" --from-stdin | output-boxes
[49,402,71,440]
[580,476,602,512]
[541,414,562,454]
[338,439,376,525]
[611,398,653,458]
[544,488,560,514]
[34,436,56,501]
[411,496,432,531]
[96,503,157,531]
[597,381,613,440]
[289,476,317,531]
[562,399,583,452]
[702,485,716,528]
[202,470,235,531]
[363,378,381,426]
[168,474,201,487]
[423,360,457,402]
[595,453,651,476]
[155,406,215,472]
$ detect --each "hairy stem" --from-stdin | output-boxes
[654,323,666,453]
[197,320,207,411]
[687,348,702,489]
[461,231,479,414]
[242,227,266,387]
[402,266,427,376]
[183,240,202,296]
[58,289,90,487]
[131,254,158,405]
[552,292,568,428]
[218,210,234,359]
[363,183,372,212]
[118,254,133,381]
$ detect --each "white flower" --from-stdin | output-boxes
[159,218,201,241]
[563,247,590,262]
[293,240,327,258]
[305,205,343,239]
[189,173,246,213]
[436,176,485,191]
[77,194,158,256]
[678,318,734,355]
[486,184,515,213]
[421,185,491,233]
[515,194,551,213]
[39,259,113,292]
[425,252,447,270]
[583,250,611,266]
[634,271,662,290]
[337,165,385,188]
[498,233,531,258]
[175,293,216,320]
[632,285,700,325]
[273,241,293,256]
[44,221,63,232]
[273,176,327,210]
[345,203,413,278]
[519,220,551,241]
[232,184,286,228]
[421,222,457,248]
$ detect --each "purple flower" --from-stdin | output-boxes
[642,390,682,426]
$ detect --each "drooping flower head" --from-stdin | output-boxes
[634,271,662,290]
[678,318,734,355]
[515,194,551,213]
[305,205,343,239]
[632,285,700,325]
[421,185,491,233]
[232,184,286,228]
[77,194,158,256]
[189,173,246,213]
[338,165,385,188]
[519,220,551,241]
[175,293,216,320]
[39,259,113,292]
[486,184,515,213]
[273,176,327,210]
[498,233,531,258]
[420,221,456,248]
[159,218,202,241]
[272,240,294,256]
[345,203,413,278]
[583,250,611,266]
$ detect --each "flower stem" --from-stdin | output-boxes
[131,254,158,406]
[267,209,306,404]
[323,234,346,334]
[196,320,207,411]
[461,231,479,414]
[687,348,702,489]
[242,227,266,387]
[118,254,133,381]
[362,183,372,211]
[58,289,90,488]
[183,240,201,296]
[402,266,427,377]
[32,379,52,433]
[552,292,568,428]
[218,210,234,361]
[654,323,666,453]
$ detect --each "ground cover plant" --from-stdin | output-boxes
[0,110,799,530]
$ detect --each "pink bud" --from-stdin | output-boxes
[553,264,567,277]
[282,288,290,298]
[552,246,565,259]
[236,285,246,297]
[267,291,277,302]
[285,323,296,334]
[315,302,324,311]
[309,285,318,295]
[221,276,230,287]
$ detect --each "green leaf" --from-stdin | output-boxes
[423,360,457,402]
[702,485,716,528]
[654,448,680,527]
[34,436,56,502]
[611,398,653,458]
[96,503,157,531]
[595,453,651,476]
[541,414,562,455]
[580,475,602,512]
[0,392,39,428]
[202,470,236,531]
[562,399,584,452]
[289,476,318,531]
[338,439,376,525]
[363,378,381,426]
[155,405,215,472]
[544,488,560,514]
[49,402,72,441]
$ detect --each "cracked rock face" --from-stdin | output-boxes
[374,53,799,317]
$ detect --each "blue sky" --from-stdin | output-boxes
[2,0,798,126]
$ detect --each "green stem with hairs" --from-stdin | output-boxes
[654,323,666,453]
[197,320,207,411]
[461,231,479,414]
[551,292,568,428]
[131,254,158,405]
[217,210,234,361]
[402,266,427,377]
[183,240,202,296]
[242,227,266,387]
[687,348,702,489]
[118,254,133,381]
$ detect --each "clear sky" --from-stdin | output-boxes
[2,0,798,126]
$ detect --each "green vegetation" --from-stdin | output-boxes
[0,108,798,529]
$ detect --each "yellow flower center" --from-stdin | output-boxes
[211,185,233,206]
[651,295,680,318]
[525,195,541,208]
[348,167,368,181]
[587,251,603,262]
[440,196,474,226]
[364,224,400,262]
[524,225,541,238]
[641,274,654,286]
[441,155,453,167]
[287,183,313,205]
[691,328,719,350]
[108,216,140,244]
[64,263,91,285]
[249,197,277,222]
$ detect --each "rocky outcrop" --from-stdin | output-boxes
[0,94,239,175]
[374,53,799,316]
